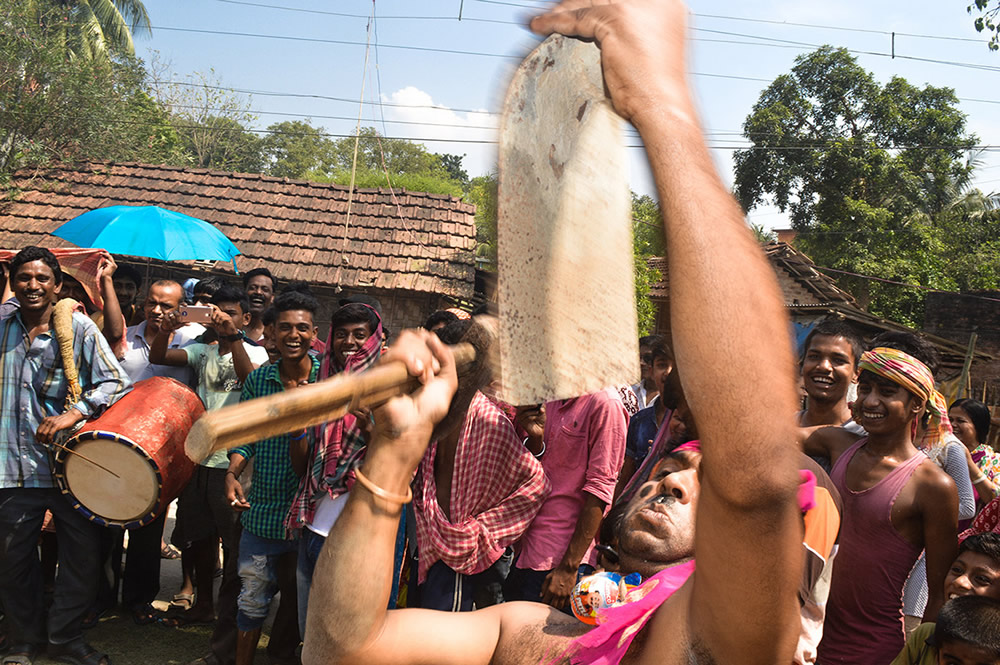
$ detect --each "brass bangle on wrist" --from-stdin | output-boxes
[354,467,412,505]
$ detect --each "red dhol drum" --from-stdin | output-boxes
[53,376,204,528]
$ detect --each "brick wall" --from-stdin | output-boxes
[924,290,1000,403]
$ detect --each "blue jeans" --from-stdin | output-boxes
[236,529,298,631]
[296,510,407,638]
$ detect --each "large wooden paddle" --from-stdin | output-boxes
[497,35,638,406]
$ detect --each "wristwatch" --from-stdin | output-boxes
[221,331,244,342]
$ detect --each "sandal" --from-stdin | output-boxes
[2,644,38,665]
[170,593,194,610]
[130,604,162,626]
[47,641,110,665]
[160,544,181,560]
[157,607,215,628]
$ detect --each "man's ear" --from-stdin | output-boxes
[53,282,62,298]
[242,312,251,326]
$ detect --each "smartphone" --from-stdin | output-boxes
[178,304,214,324]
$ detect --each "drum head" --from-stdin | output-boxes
[63,437,158,523]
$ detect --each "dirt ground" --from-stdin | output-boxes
[19,505,286,665]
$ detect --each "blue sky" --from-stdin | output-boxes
[140,0,1000,230]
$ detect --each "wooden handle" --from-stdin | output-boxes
[184,343,476,463]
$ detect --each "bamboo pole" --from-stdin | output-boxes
[185,343,476,463]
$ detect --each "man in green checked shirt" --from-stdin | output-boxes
[224,289,322,665]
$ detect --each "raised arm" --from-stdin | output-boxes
[149,310,189,367]
[96,254,125,350]
[532,1,802,662]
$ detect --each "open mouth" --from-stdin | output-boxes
[861,410,886,421]
[22,292,44,304]
[809,375,836,388]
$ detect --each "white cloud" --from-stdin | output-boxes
[380,86,499,178]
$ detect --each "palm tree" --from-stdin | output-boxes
[32,0,151,61]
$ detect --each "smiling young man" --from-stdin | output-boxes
[0,246,131,665]
[807,332,960,664]
[799,322,864,431]
[224,290,321,665]
[284,300,385,637]
[892,533,1000,665]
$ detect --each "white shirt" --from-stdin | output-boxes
[119,321,203,387]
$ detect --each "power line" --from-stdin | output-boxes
[215,0,519,25]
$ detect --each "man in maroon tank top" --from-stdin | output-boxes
[805,332,959,664]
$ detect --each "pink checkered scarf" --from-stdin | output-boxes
[284,307,382,531]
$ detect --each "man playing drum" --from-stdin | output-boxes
[0,246,131,665]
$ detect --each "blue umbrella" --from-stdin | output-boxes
[53,205,241,269]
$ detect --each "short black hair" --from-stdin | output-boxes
[424,310,459,330]
[261,306,277,327]
[869,331,939,375]
[112,263,142,287]
[934,595,1000,655]
[273,290,318,315]
[801,320,863,368]
[243,267,277,290]
[952,399,992,445]
[331,302,380,333]
[210,285,250,315]
[638,335,660,349]
[193,276,225,298]
[11,246,62,285]
[279,280,314,296]
[960,533,1000,566]
[646,335,672,364]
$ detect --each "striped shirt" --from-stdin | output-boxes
[0,308,132,489]
[232,356,319,540]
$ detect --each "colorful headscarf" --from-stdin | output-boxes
[858,347,952,456]
[285,305,383,531]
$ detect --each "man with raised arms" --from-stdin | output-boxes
[300,1,804,664]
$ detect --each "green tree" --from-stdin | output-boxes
[969,1,1000,50]
[467,171,498,269]
[437,153,470,190]
[0,1,180,179]
[733,46,978,325]
[631,193,664,334]
[29,0,151,61]
[261,120,334,179]
[155,69,264,172]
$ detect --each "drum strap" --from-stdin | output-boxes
[52,299,83,410]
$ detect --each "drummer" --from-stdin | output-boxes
[0,246,131,665]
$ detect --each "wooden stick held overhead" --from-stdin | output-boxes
[184,342,477,463]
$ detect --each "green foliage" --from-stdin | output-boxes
[970,1,1000,50]
[733,46,982,326]
[261,120,333,179]
[28,0,151,61]
[0,1,181,179]
[314,169,464,198]
[437,153,470,190]
[631,193,664,335]
[155,69,263,172]
[466,171,498,269]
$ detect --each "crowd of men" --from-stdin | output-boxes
[4,1,1000,665]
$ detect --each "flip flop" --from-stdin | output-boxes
[170,593,194,610]
[160,544,181,560]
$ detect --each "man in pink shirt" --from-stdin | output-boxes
[505,388,628,609]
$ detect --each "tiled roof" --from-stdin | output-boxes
[0,162,477,297]
[647,242,858,308]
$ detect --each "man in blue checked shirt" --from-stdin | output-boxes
[0,246,131,665]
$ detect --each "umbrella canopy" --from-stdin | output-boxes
[53,205,241,264]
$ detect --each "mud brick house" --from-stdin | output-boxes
[924,290,1000,402]
[648,242,991,378]
[0,162,477,333]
